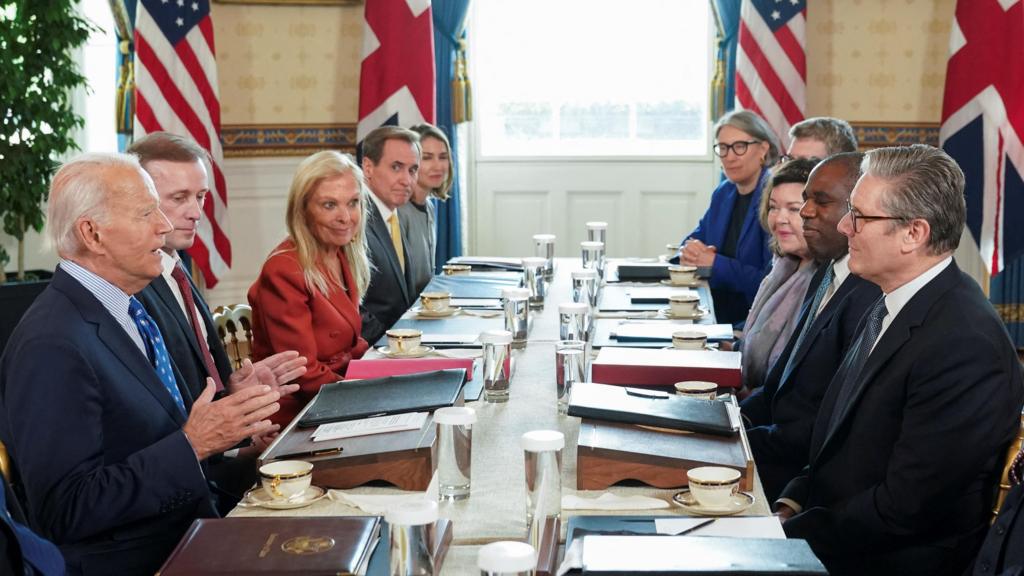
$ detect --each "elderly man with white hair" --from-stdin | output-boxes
[0,153,285,575]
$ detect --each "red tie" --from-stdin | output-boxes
[170,265,225,392]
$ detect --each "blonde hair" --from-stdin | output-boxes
[283,151,372,301]
[409,123,454,201]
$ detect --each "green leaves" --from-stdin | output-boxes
[0,0,93,279]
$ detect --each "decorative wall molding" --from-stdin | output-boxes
[222,121,942,157]
[221,123,357,157]
[851,121,940,149]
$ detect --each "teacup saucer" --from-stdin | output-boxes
[413,306,460,318]
[377,345,435,359]
[658,306,709,320]
[661,279,701,288]
[671,487,754,516]
[242,485,327,510]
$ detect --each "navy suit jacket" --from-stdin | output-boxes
[742,265,881,500]
[780,261,1024,576]
[361,201,417,343]
[136,271,232,401]
[684,169,772,322]
[0,267,216,576]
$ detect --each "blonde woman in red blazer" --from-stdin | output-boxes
[249,151,372,426]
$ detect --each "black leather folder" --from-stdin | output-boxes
[297,369,465,428]
[614,262,670,281]
[567,382,735,436]
[577,535,827,575]
[423,273,522,299]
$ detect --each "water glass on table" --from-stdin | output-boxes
[555,340,587,414]
[532,233,556,278]
[521,430,564,552]
[434,406,475,501]
[501,287,530,349]
[481,329,513,403]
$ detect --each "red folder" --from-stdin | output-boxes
[346,358,475,381]
[590,347,741,389]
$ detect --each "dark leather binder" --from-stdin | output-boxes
[567,383,736,436]
[578,535,827,575]
[156,516,381,575]
[297,369,466,428]
[612,262,670,281]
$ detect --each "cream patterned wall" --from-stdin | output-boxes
[213,2,363,125]
[805,0,954,123]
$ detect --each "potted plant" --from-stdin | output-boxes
[0,0,93,352]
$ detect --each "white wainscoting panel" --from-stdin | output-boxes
[470,160,718,259]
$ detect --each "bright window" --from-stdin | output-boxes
[472,0,712,157]
[79,0,118,154]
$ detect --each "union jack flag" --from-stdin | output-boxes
[736,0,807,148]
[357,0,435,141]
[940,0,1024,276]
[134,0,230,287]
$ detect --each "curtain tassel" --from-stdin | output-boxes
[452,37,473,124]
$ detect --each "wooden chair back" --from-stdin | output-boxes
[213,304,254,370]
[0,440,10,483]
[993,413,1024,521]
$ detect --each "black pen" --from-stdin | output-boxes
[674,518,715,536]
[280,446,343,460]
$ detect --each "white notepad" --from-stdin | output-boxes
[311,412,429,442]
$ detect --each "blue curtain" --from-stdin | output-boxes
[991,258,1024,348]
[431,0,470,271]
[711,0,741,117]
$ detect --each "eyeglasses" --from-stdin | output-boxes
[845,199,903,233]
[713,140,760,158]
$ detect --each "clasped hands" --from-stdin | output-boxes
[679,239,717,268]
[183,350,307,460]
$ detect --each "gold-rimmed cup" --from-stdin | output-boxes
[442,264,472,276]
[671,330,707,350]
[259,460,313,501]
[687,466,740,508]
[674,380,718,400]
[420,291,452,313]
[386,328,422,355]
[668,265,698,285]
[669,294,701,317]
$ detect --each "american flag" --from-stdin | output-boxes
[735,0,807,148]
[357,0,435,141]
[940,0,1024,276]
[134,0,230,288]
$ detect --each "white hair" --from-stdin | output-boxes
[47,152,152,257]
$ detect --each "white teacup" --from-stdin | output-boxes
[386,328,422,354]
[668,265,698,285]
[687,466,741,508]
[674,380,718,400]
[420,291,452,312]
[259,460,313,501]
[442,264,472,276]
[671,330,707,350]
[669,294,701,317]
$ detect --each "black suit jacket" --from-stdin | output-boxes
[137,271,232,401]
[361,201,416,343]
[780,261,1024,576]
[742,264,881,500]
[0,267,217,575]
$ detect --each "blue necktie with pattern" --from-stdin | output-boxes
[825,297,888,435]
[779,262,835,385]
[129,297,187,417]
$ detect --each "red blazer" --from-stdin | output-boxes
[248,239,370,426]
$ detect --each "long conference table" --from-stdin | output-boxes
[231,257,771,574]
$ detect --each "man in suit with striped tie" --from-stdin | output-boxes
[359,126,421,343]
[776,145,1024,576]
[0,153,287,575]
[129,132,307,509]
